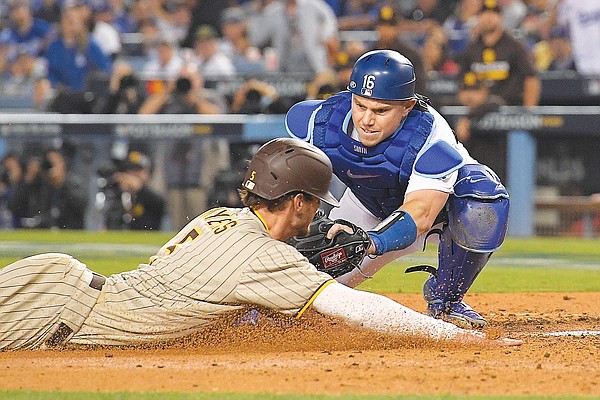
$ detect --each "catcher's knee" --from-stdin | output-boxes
[448,164,509,252]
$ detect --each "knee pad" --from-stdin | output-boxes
[448,164,509,253]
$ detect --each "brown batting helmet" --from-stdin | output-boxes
[242,138,339,206]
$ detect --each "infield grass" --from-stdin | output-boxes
[1,231,599,293]
[1,231,599,400]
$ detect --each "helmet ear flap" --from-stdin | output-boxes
[348,50,416,101]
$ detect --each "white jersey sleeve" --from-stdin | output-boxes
[405,106,477,195]
[312,281,463,340]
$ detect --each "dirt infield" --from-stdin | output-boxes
[1,292,599,397]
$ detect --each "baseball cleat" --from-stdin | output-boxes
[426,300,487,329]
[422,275,487,329]
[443,301,487,329]
[425,299,445,319]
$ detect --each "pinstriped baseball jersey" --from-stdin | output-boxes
[70,207,334,346]
[0,253,102,350]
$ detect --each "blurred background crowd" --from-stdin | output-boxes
[1,0,597,114]
[0,0,599,232]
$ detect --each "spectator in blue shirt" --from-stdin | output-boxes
[44,5,112,92]
[110,0,139,34]
[0,1,55,74]
[442,0,481,60]
[337,0,382,31]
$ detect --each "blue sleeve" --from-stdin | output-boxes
[0,28,11,44]
[33,18,52,36]
[43,42,60,86]
[285,100,324,142]
[87,38,113,73]
[413,140,464,178]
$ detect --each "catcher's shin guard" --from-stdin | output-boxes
[424,228,491,328]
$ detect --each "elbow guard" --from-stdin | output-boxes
[368,210,417,255]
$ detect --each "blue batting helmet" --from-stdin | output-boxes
[347,50,416,101]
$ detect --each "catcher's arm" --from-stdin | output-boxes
[367,209,418,255]
[368,189,448,256]
[312,281,523,346]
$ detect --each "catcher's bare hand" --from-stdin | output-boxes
[286,210,372,278]
[325,222,354,239]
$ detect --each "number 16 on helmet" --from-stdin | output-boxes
[347,49,416,101]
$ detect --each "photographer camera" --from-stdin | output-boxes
[12,150,87,229]
[161,75,198,114]
[95,62,147,114]
[229,79,287,114]
[98,151,165,231]
[138,63,223,115]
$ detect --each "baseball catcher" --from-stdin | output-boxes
[285,49,510,329]
[287,209,371,278]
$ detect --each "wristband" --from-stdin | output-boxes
[368,210,417,255]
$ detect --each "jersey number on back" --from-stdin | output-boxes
[164,228,200,255]
[160,208,238,258]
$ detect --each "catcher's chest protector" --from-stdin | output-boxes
[311,91,433,219]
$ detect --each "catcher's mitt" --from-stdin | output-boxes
[286,209,371,278]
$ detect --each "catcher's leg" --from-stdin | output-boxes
[423,228,491,329]
[424,164,510,329]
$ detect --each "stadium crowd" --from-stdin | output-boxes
[0,0,599,231]
[1,0,597,113]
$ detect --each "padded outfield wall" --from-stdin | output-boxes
[0,108,599,236]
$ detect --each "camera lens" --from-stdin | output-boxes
[175,77,192,94]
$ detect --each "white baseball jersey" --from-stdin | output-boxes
[0,207,334,349]
[332,105,476,287]
[70,207,334,346]
[0,253,102,350]
[558,0,600,76]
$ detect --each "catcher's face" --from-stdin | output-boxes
[351,94,416,147]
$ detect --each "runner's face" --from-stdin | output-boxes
[351,94,415,147]
[293,195,321,238]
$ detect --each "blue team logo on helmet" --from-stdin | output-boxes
[348,50,416,101]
